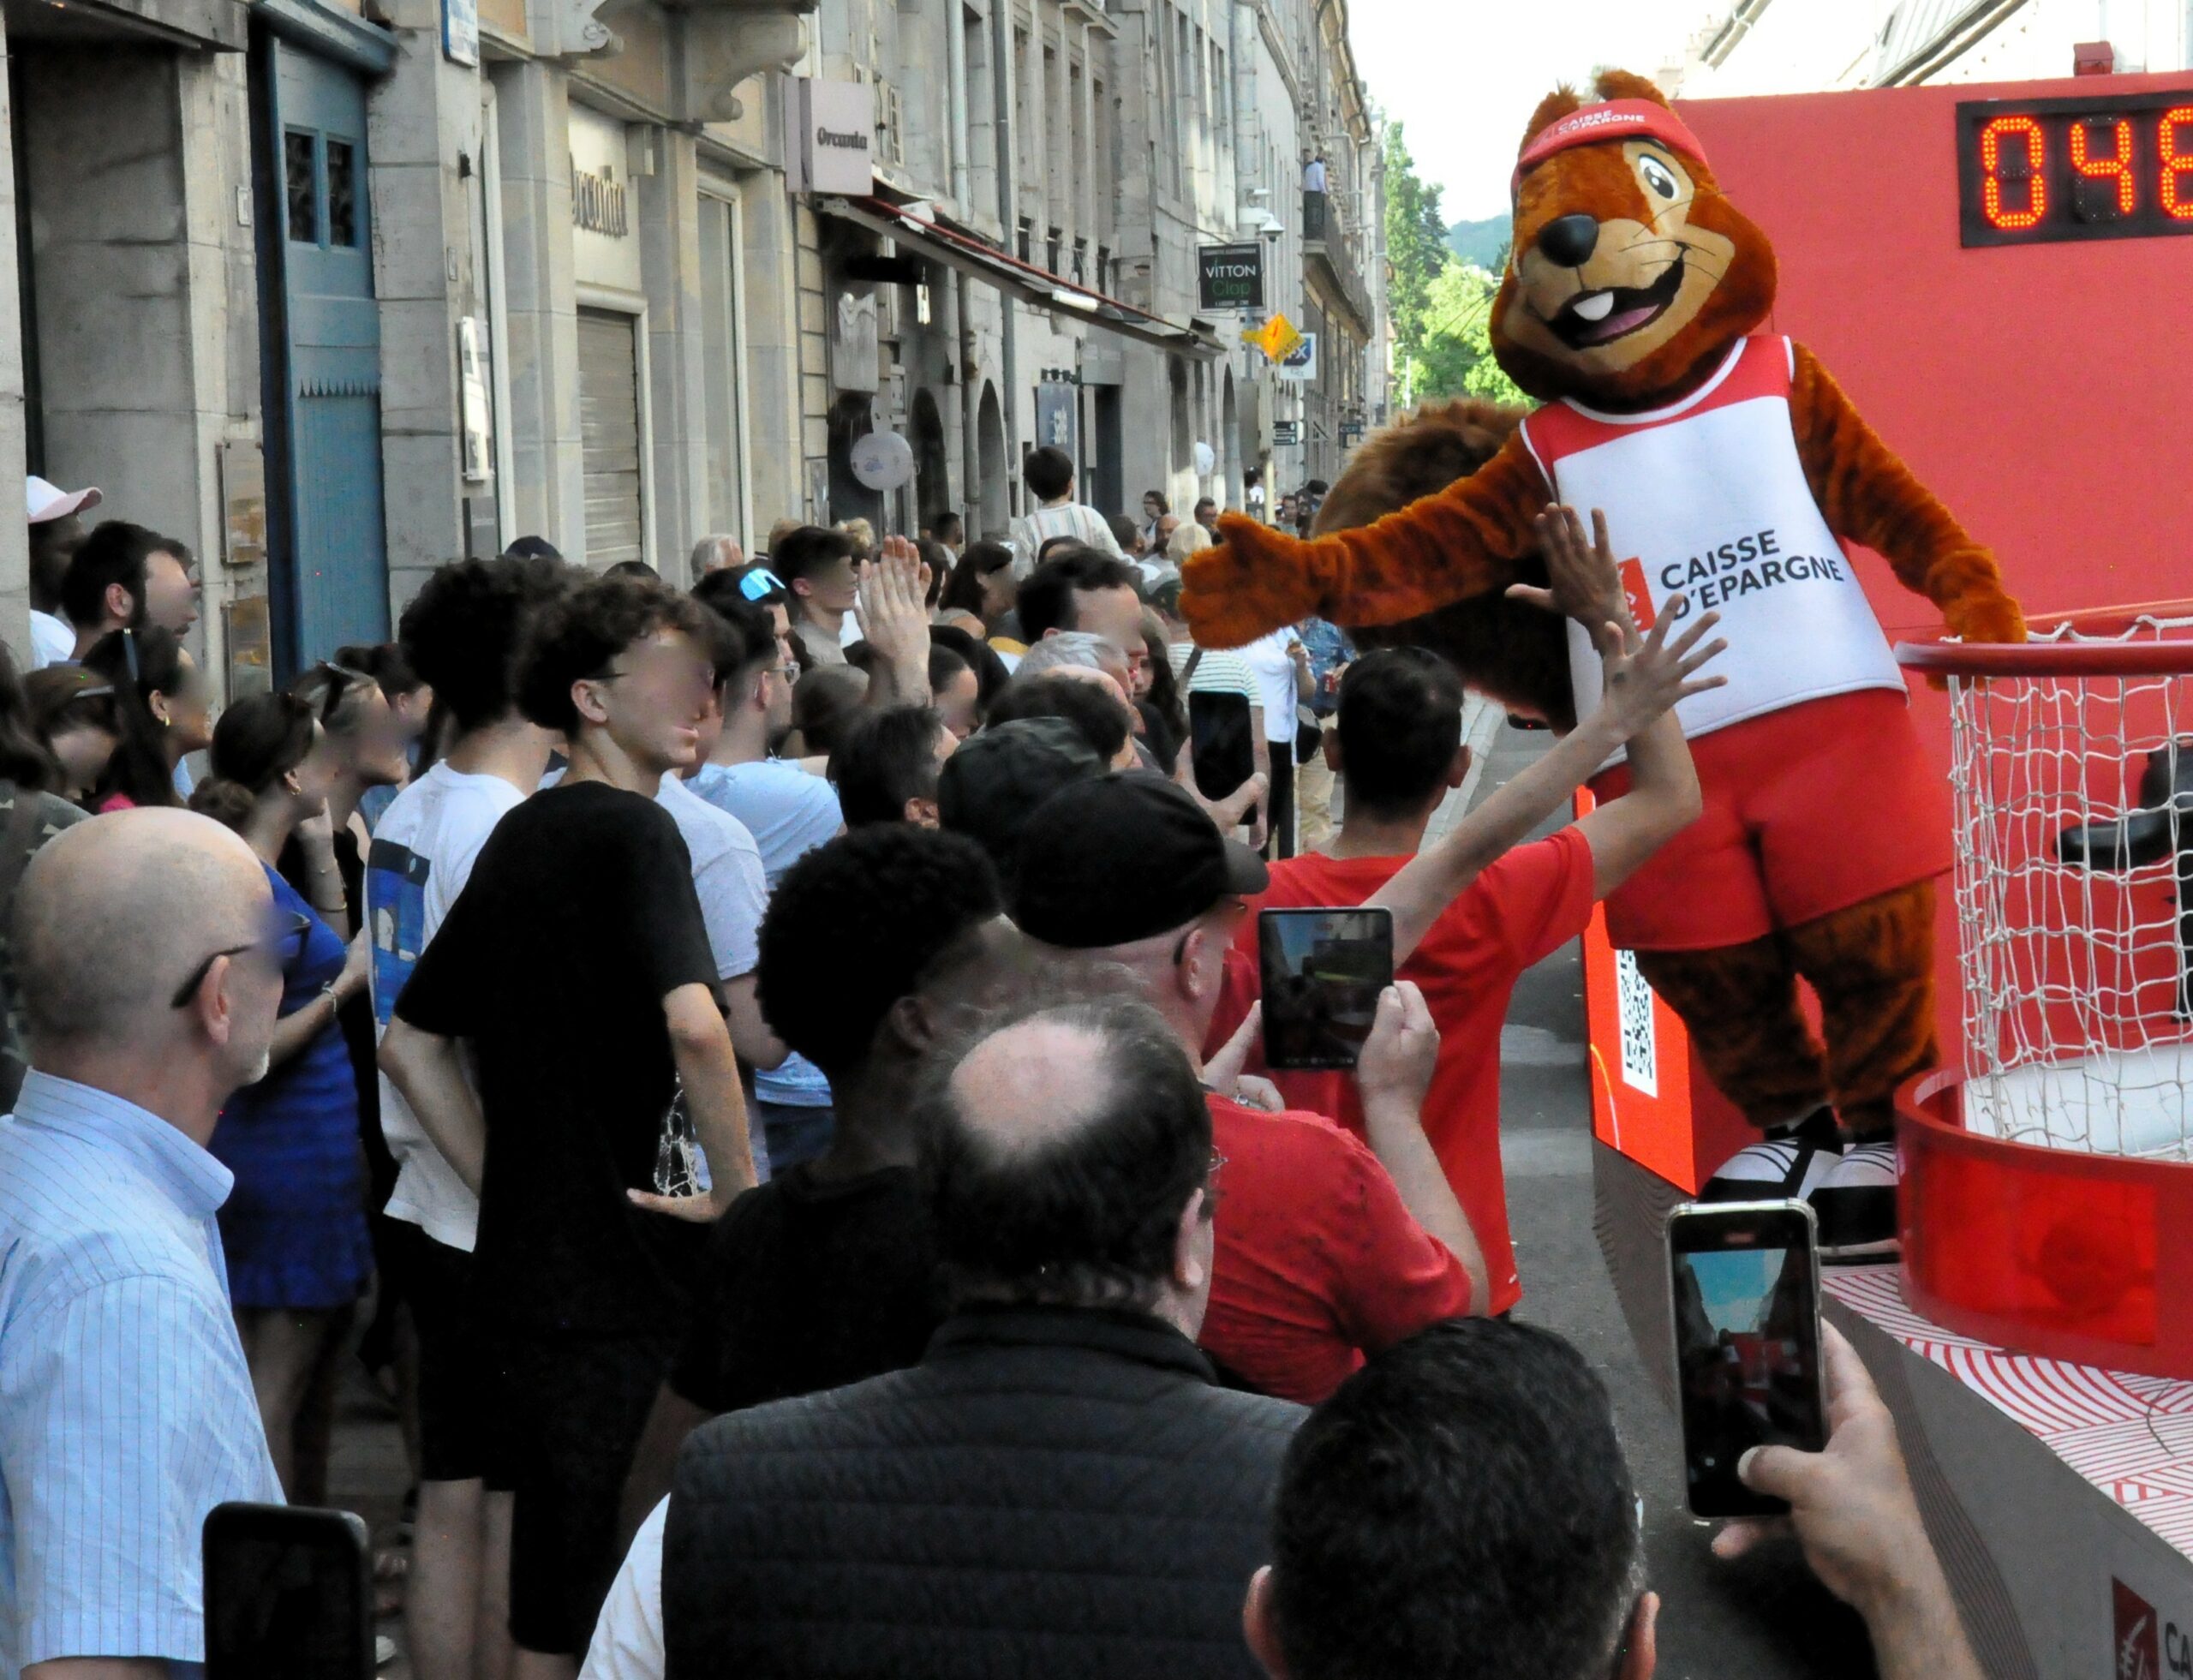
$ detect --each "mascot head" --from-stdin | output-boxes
[1490,70,1775,408]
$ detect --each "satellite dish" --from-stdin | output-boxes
[1192,439,1216,476]
[850,430,916,492]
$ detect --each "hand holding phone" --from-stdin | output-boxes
[1190,689,1255,803]
[204,1503,374,1680]
[1666,1199,1828,1519]
[1259,908,1395,1071]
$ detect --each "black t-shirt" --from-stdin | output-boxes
[669,1163,944,1414]
[394,780,718,1336]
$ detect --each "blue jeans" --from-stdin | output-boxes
[756,1099,834,1171]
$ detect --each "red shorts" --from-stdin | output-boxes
[1586,687,1951,951]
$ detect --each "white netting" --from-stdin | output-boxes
[1951,612,2193,1160]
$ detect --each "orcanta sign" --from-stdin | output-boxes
[1198,242,1266,310]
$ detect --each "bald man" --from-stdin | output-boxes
[589,996,1304,1680]
[0,809,286,1679]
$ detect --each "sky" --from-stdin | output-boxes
[1344,0,1723,226]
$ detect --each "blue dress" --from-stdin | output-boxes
[209,864,374,1310]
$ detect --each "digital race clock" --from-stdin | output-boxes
[1957,89,2193,247]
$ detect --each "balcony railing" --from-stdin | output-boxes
[1301,188,1374,338]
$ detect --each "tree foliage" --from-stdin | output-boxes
[1382,126,1525,410]
[1381,123,1450,368]
[1411,264,1528,407]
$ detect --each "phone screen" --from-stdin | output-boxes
[204,1503,373,1680]
[1667,1203,1828,1518]
[1259,908,1394,1071]
[1189,690,1254,801]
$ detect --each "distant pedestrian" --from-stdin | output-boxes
[773,525,863,669]
[1010,447,1127,574]
[25,475,100,670]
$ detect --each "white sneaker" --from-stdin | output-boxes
[1812,1141,1900,1265]
[1700,1109,1843,1204]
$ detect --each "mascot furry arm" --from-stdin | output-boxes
[1182,361,2022,648]
[1181,73,2023,653]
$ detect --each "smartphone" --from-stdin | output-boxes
[203,1502,374,1680]
[1259,907,1394,1071]
[1189,689,1255,802]
[1665,1200,1830,1518]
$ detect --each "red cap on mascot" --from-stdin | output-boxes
[1510,99,1712,195]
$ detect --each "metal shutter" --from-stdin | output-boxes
[577,308,644,568]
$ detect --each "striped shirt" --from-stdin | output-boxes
[0,1071,281,1675]
[1007,501,1126,575]
[1167,642,1262,711]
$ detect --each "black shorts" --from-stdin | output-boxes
[487,1331,675,1656]
[382,1220,497,1486]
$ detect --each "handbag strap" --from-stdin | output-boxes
[1181,647,1205,685]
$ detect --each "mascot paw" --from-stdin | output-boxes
[1180,514,1324,649]
[1945,589,2028,647]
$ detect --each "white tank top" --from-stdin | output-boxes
[1518,336,1905,765]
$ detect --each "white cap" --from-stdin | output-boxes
[27,475,102,524]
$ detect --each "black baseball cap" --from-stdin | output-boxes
[1010,772,1269,948]
[938,718,1107,876]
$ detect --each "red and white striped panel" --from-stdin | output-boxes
[1829,1270,2193,1558]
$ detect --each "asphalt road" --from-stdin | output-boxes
[1464,715,1878,1678]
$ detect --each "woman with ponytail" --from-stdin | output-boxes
[81,625,213,810]
[189,691,373,1500]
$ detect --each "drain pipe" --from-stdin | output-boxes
[990,0,1022,517]
[947,2,977,526]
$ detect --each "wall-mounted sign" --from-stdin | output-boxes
[442,0,477,67]
[570,108,642,293]
[831,290,881,393]
[1340,421,1365,446]
[1035,380,1078,460]
[458,316,493,483]
[1272,420,1302,445]
[1274,332,1319,382]
[784,78,875,196]
[1198,241,1266,310]
[218,439,265,570]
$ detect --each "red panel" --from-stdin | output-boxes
[1676,74,2193,633]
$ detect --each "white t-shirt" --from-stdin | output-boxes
[27,610,72,670]
[1168,642,1260,709]
[1240,631,1303,745]
[367,763,529,1251]
[654,773,768,983]
[580,1497,667,1680]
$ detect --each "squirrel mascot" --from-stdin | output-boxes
[1184,71,2026,1259]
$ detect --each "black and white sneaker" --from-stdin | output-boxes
[1700,1108,1843,1205]
[1813,1141,1900,1265]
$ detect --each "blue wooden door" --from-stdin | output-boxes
[269,42,387,660]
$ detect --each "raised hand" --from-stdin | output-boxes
[1598,597,1727,741]
[1510,505,1633,655]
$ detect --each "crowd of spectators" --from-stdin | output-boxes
[0,471,1983,1680]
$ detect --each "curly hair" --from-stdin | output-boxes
[398,553,573,734]
[756,825,1001,1075]
[516,573,708,737]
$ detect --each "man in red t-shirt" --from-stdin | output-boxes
[1009,772,1481,1405]
[1210,505,1724,1313]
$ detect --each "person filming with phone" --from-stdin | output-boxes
[1244,1316,1982,1680]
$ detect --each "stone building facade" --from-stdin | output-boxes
[0,0,1386,686]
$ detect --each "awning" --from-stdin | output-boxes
[816,195,1226,362]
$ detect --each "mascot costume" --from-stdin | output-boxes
[1183,71,2027,1259]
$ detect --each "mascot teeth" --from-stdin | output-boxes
[1571,291,1616,322]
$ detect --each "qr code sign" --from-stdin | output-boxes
[1615,948,1658,1096]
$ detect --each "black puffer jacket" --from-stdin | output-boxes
[662,1305,1304,1679]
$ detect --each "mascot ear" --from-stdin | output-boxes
[1592,69,1673,108]
[1519,85,1582,152]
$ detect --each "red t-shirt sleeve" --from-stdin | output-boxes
[1474,828,1598,969]
[1318,1123,1474,1347]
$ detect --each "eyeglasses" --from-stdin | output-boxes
[738,567,787,602]
[170,908,312,1009]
